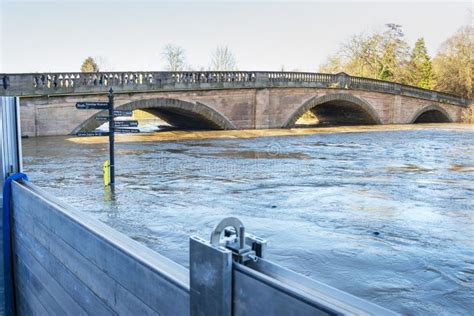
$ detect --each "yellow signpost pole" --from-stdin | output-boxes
[103,160,111,187]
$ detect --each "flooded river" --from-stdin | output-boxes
[22,125,474,315]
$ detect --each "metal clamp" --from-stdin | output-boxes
[210,217,259,264]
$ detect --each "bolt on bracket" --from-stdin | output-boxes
[210,217,266,264]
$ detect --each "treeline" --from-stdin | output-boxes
[80,23,472,99]
[159,44,237,72]
[319,24,472,99]
[80,45,237,74]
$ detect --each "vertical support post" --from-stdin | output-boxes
[108,88,115,186]
[255,72,269,87]
[0,97,22,187]
[189,236,232,316]
[336,72,350,89]
[0,96,23,315]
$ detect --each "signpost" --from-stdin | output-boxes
[113,120,138,128]
[107,89,115,186]
[114,128,140,133]
[75,102,110,110]
[95,116,110,122]
[113,110,133,117]
[75,88,139,187]
[76,131,110,137]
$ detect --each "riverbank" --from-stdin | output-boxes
[67,123,474,144]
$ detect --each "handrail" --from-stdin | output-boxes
[0,71,469,106]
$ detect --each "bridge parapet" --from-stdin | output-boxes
[0,71,469,106]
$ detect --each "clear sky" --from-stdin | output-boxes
[0,0,471,73]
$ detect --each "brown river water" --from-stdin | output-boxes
[22,124,474,315]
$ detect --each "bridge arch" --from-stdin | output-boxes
[71,98,236,134]
[283,93,382,127]
[410,104,453,123]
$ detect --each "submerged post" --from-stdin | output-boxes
[108,88,115,186]
[0,97,23,315]
[103,160,111,187]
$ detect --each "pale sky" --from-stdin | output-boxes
[0,0,471,73]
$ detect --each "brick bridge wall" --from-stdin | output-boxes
[18,87,470,137]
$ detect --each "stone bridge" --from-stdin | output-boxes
[0,71,471,137]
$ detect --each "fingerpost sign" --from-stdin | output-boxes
[75,88,140,187]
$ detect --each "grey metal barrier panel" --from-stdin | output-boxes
[233,259,398,316]
[11,181,190,315]
[190,233,398,316]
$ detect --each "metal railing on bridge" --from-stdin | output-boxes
[0,71,469,106]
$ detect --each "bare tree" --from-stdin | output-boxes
[433,25,473,99]
[94,56,113,72]
[161,44,187,71]
[210,46,237,71]
[319,24,410,82]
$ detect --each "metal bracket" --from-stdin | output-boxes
[2,75,10,89]
[1,97,23,187]
[210,217,266,264]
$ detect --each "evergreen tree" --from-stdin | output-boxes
[408,38,433,89]
[377,24,410,82]
[80,57,99,72]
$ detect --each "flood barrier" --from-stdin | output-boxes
[11,181,189,315]
[8,180,397,315]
